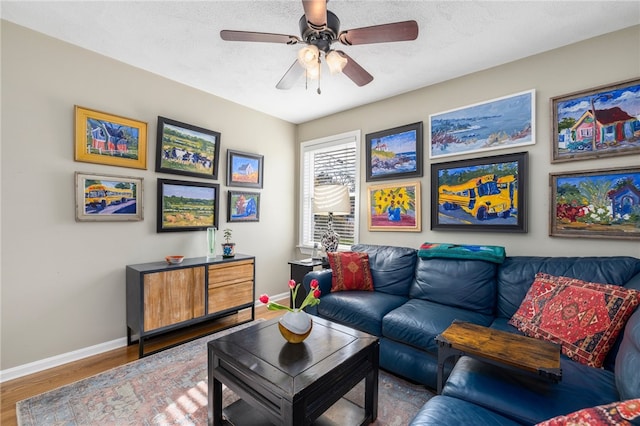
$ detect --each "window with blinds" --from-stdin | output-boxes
[299,130,360,251]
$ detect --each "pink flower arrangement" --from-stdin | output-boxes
[260,279,321,312]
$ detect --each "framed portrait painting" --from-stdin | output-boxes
[550,167,640,240]
[367,181,421,232]
[155,116,220,179]
[365,122,423,181]
[430,152,528,233]
[75,172,143,222]
[74,105,147,169]
[157,178,219,232]
[551,78,640,163]
[227,191,260,222]
[226,150,264,188]
[429,90,535,159]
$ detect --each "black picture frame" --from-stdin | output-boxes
[227,190,260,222]
[430,152,528,233]
[155,116,220,180]
[365,121,423,182]
[157,178,219,232]
[226,150,264,188]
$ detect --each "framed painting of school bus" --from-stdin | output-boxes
[430,152,528,233]
[550,167,640,240]
[551,78,640,163]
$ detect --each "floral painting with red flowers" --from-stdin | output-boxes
[367,181,421,232]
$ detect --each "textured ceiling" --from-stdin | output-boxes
[2,1,639,124]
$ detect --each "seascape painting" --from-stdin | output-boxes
[550,167,640,240]
[429,90,535,159]
[366,122,423,181]
[551,78,640,162]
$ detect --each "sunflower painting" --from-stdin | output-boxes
[368,181,421,231]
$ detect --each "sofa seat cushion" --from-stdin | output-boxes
[316,291,407,336]
[509,273,639,368]
[411,257,497,314]
[410,395,525,426]
[442,355,619,425]
[351,244,417,296]
[383,299,493,353]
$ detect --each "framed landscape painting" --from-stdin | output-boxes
[430,152,528,233]
[75,172,143,222]
[367,181,421,232]
[74,105,147,169]
[429,90,535,159]
[157,178,219,232]
[228,191,260,222]
[226,150,264,188]
[155,116,220,179]
[365,122,423,181]
[551,78,640,163]
[550,167,640,240]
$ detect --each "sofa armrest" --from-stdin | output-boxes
[302,269,332,315]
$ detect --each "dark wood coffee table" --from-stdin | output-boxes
[435,320,561,394]
[208,316,379,425]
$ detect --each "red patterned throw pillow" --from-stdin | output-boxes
[327,252,374,292]
[509,273,640,368]
[536,399,640,426]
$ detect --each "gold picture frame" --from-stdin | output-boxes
[74,105,148,169]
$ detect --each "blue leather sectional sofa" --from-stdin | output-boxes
[302,244,640,425]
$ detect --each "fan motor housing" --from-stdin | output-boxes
[299,10,340,52]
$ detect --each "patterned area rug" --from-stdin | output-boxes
[17,322,432,425]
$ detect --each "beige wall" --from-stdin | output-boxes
[298,25,640,258]
[1,21,297,373]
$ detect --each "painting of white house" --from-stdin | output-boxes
[551,78,640,162]
[429,90,535,159]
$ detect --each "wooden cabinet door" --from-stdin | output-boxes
[143,266,205,331]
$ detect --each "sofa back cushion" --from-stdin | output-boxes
[351,244,417,296]
[496,256,640,319]
[616,307,640,400]
[410,258,498,314]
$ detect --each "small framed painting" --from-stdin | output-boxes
[431,152,528,233]
[550,167,640,240]
[74,105,147,169]
[551,78,640,163]
[367,181,421,232]
[157,178,219,232]
[226,150,264,188]
[429,90,535,159]
[155,116,220,179]
[365,122,423,181]
[75,172,143,222]
[228,191,260,222]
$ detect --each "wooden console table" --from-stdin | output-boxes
[126,254,255,357]
[435,321,562,394]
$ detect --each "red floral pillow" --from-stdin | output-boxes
[536,399,640,426]
[327,252,374,292]
[509,273,640,368]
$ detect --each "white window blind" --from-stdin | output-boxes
[299,130,360,251]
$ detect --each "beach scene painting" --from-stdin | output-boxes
[429,90,535,159]
[366,122,423,181]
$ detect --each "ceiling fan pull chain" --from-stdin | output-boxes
[317,57,321,95]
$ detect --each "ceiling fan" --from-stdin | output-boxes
[220,0,418,93]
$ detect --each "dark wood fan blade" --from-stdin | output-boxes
[220,30,301,45]
[336,51,373,87]
[276,61,305,90]
[338,20,418,45]
[302,0,327,30]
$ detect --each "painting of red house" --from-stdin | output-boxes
[552,78,640,162]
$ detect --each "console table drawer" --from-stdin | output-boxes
[209,281,253,314]
[208,259,254,287]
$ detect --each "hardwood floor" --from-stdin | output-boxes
[1,305,284,426]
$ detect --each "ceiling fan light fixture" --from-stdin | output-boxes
[326,50,347,74]
[297,45,319,69]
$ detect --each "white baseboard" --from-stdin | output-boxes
[0,337,127,383]
[0,299,283,383]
